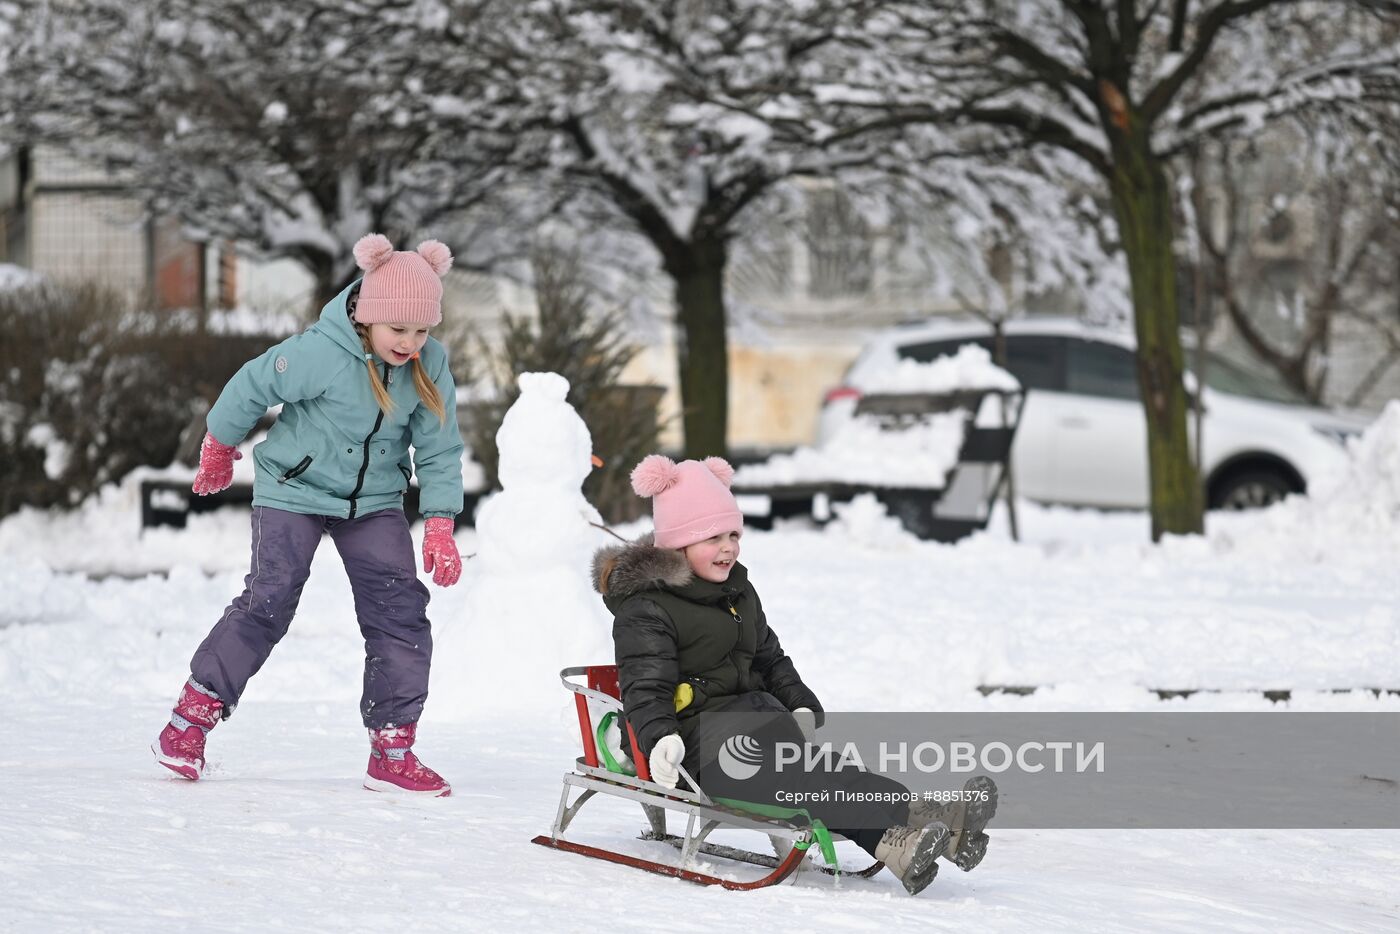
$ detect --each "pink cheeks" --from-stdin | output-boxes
[682,531,741,583]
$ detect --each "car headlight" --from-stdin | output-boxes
[1311,424,1361,447]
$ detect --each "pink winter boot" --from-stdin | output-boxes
[152,678,224,780]
[364,723,451,797]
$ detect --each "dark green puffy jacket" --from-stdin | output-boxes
[593,534,823,761]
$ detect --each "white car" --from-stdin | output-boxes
[817,317,1372,510]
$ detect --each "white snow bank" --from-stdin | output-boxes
[1207,400,1400,560]
[1306,399,1400,528]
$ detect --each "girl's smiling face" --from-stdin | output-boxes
[683,530,742,583]
[368,322,429,366]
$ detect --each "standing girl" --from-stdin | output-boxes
[153,234,465,797]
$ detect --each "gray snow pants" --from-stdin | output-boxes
[190,506,433,729]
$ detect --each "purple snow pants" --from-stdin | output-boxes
[190,506,433,729]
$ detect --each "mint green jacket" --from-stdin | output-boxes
[206,281,464,519]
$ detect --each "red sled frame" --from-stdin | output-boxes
[530,665,884,890]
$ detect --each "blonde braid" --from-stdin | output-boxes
[355,325,396,416]
[412,355,447,425]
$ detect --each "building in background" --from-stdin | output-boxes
[0,145,316,320]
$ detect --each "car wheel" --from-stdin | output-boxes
[1210,470,1295,511]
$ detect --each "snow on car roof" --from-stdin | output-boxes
[874,314,1136,350]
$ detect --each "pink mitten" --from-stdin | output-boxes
[422,517,461,587]
[191,432,241,495]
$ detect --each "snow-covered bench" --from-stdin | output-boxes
[732,386,1025,542]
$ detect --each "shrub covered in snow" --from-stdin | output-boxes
[0,281,281,517]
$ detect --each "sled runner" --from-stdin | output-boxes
[530,665,884,890]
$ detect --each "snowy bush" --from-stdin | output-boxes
[0,281,272,517]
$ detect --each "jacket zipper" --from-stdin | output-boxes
[724,597,749,689]
[347,363,389,519]
[277,455,313,483]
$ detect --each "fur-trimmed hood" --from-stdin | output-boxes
[593,533,691,601]
[592,533,750,611]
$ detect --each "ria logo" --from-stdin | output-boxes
[717,734,764,780]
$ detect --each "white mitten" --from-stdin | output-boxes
[649,734,685,789]
[792,707,818,745]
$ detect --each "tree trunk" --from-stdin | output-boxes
[1108,142,1204,540]
[662,235,730,460]
[306,251,342,318]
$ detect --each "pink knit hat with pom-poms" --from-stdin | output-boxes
[351,233,453,326]
[631,454,744,549]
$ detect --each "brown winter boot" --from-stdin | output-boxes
[874,822,951,895]
[907,775,998,871]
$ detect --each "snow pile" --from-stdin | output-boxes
[0,468,259,577]
[853,343,1020,395]
[1211,400,1400,559]
[1307,400,1400,530]
[824,493,920,550]
[430,372,614,720]
[734,411,967,488]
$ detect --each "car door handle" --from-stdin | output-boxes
[1059,416,1091,429]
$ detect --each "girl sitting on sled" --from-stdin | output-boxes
[593,455,996,894]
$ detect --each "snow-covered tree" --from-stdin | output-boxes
[1186,116,1400,406]
[485,1,878,457]
[4,0,518,306]
[832,1,1400,538]
[1175,13,1400,409]
[492,1,1122,459]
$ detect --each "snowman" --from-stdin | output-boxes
[430,372,614,719]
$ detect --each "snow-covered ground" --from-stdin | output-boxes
[3,404,1398,931]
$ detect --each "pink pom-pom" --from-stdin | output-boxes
[702,456,734,488]
[353,233,395,273]
[631,454,679,498]
[416,239,454,277]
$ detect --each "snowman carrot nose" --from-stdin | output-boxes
[590,454,604,468]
